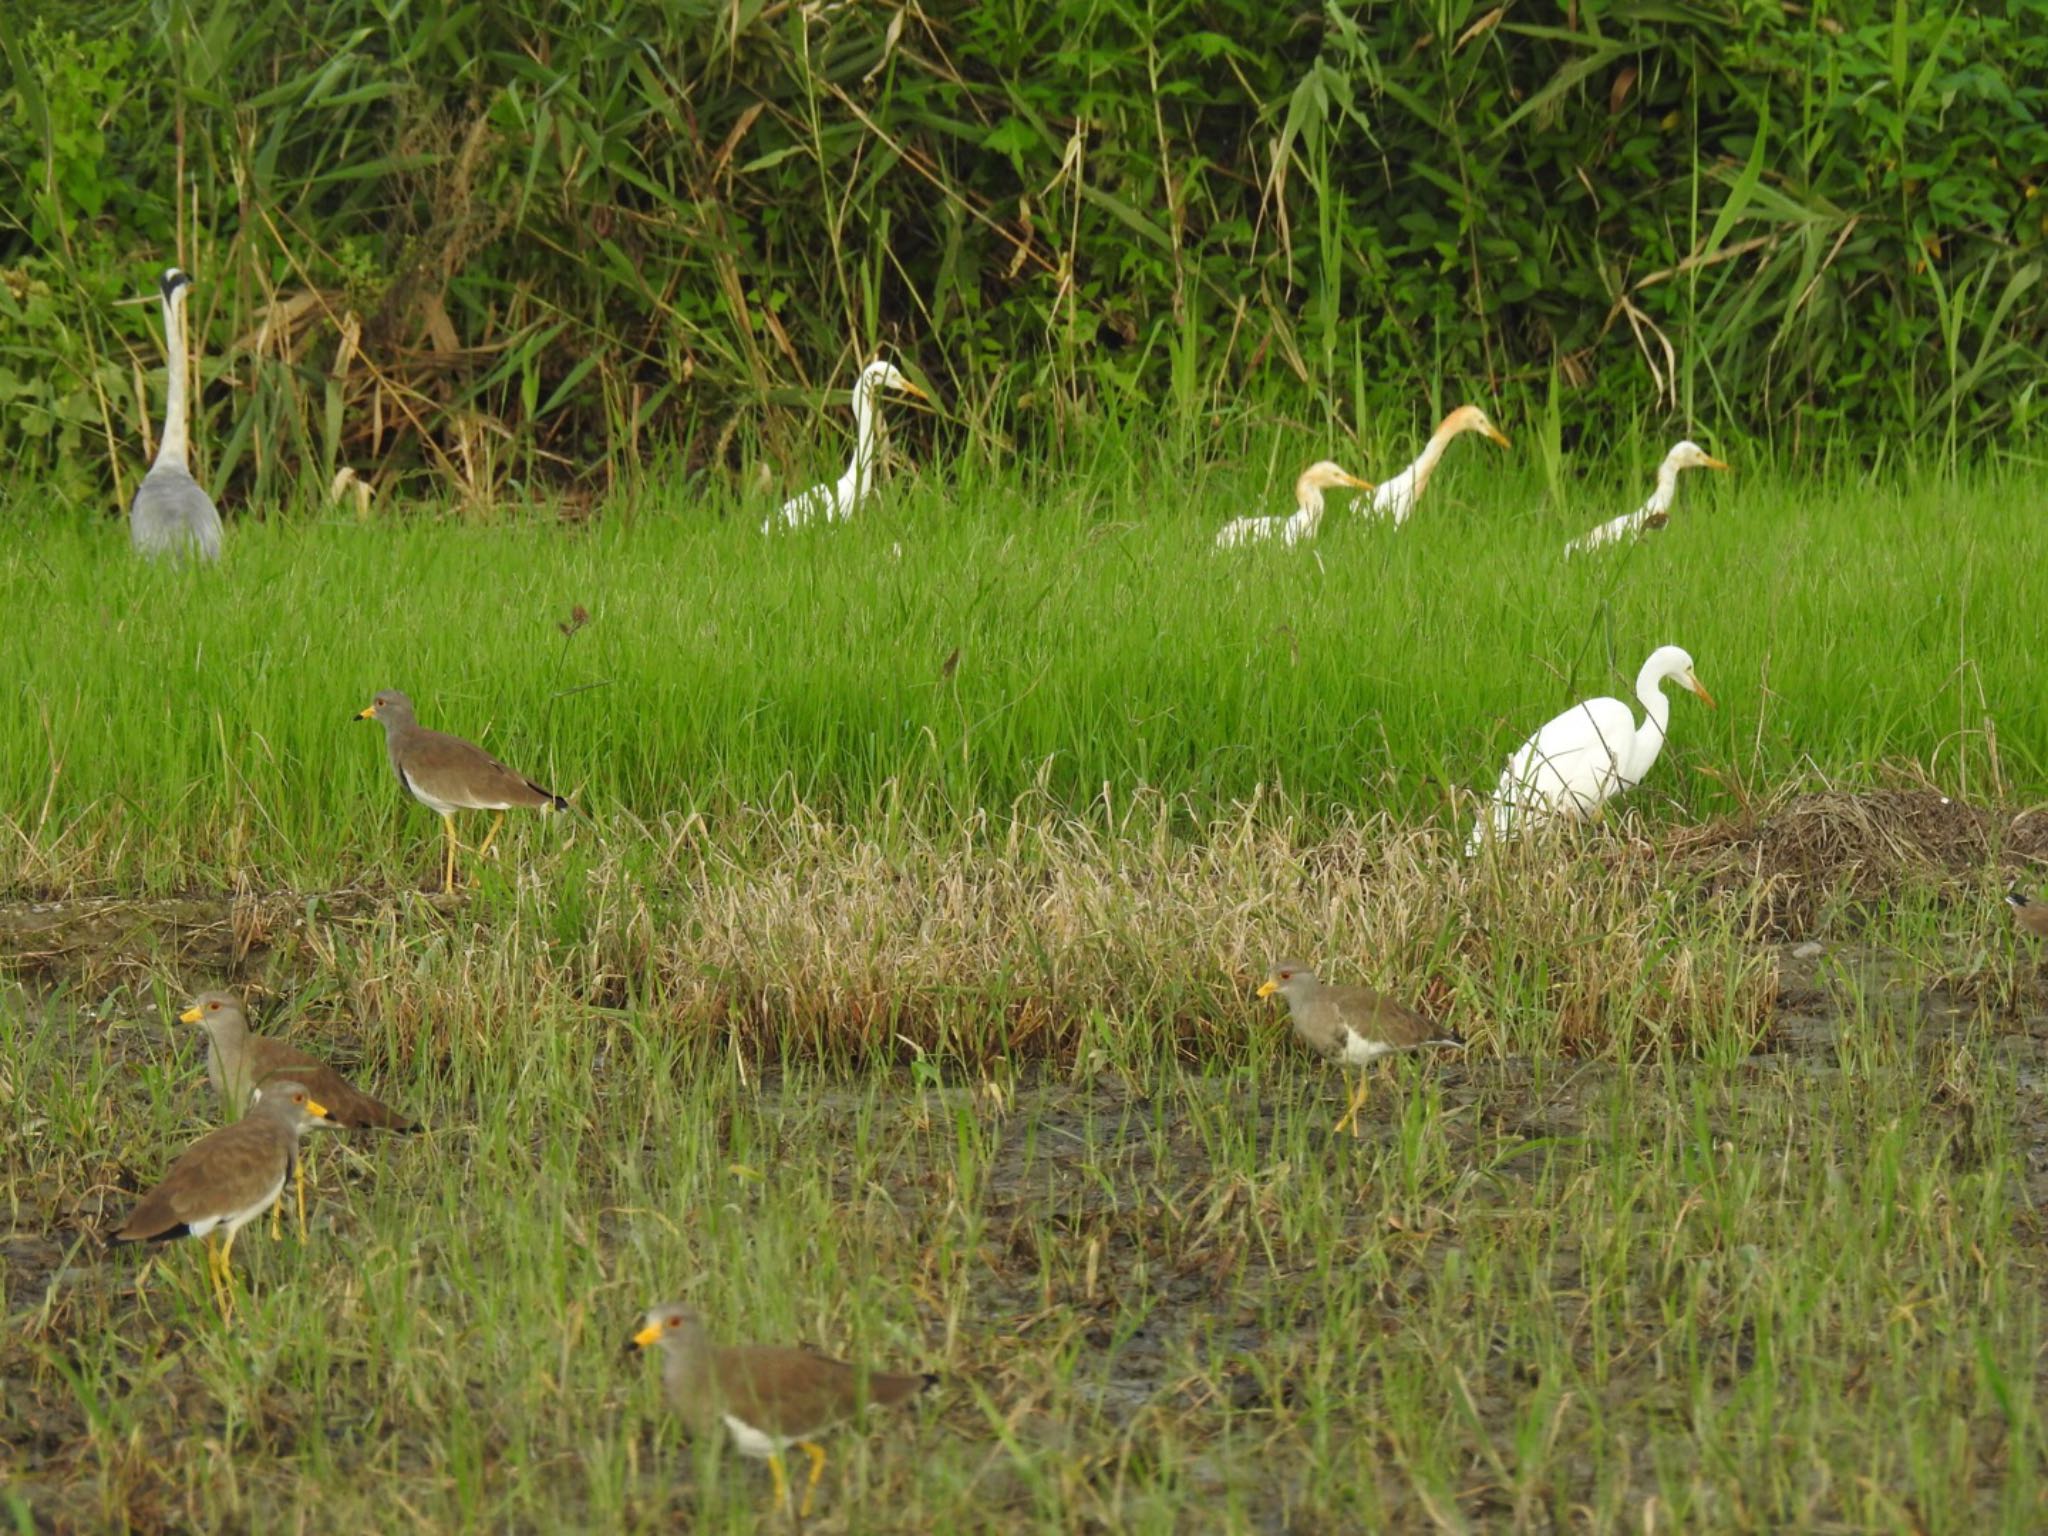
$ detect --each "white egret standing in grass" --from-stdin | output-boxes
[1466,645,1715,854]
[1213,461,1373,550]
[763,358,927,533]
[1564,440,1728,555]
[1359,405,1510,526]
[129,268,223,561]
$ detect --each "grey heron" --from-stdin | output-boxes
[129,267,223,561]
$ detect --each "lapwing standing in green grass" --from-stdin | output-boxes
[357,690,569,891]
[179,990,416,1239]
[629,1301,937,1519]
[108,1083,333,1316]
[1256,960,1465,1137]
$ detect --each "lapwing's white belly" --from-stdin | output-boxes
[1341,1030,1395,1068]
[723,1414,790,1460]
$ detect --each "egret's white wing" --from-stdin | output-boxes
[1565,506,1655,556]
[1367,468,1419,525]
[765,481,834,533]
[1476,695,1638,848]
[1214,514,1282,550]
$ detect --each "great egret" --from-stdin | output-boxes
[1213,461,1373,550]
[129,268,223,561]
[763,359,927,533]
[1360,405,1510,526]
[1564,440,1729,555]
[1467,644,1715,854]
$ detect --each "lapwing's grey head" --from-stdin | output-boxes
[355,690,416,725]
[1256,960,1319,1004]
[249,1081,335,1129]
[178,991,247,1036]
[630,1302,704,1354]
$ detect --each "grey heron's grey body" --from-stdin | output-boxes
[129,268,223,562]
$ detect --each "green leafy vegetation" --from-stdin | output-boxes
[2,1,2043,512]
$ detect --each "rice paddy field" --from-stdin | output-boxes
[6,448,2048,1532]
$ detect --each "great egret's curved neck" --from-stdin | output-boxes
[1625,660,1677,783]
[846,374,881,492]
[155,289,190,471]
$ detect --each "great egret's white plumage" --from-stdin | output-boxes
[1361,405,1510,526]
[1564,440,1728,555]
[1467,645,1715,854]
[129,268,222,561]
[1213,461,1373,550]
[763,359,926,533]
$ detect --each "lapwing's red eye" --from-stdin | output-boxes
[668,1314,682,1327]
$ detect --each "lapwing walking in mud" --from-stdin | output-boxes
[179,990,416,1239]
[1257,960,1465,1136]
[629,1301,936,1519]
[108,1083,334,1316]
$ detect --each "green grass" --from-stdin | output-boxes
[0,445,2041,893]
[5,443,2048,1531]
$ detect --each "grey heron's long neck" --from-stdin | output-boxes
[155,289,191,471]
[1625,666,1673,784]
[847,377,881,496]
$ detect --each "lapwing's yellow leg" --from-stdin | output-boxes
[441,813,459,890]
[767,1453,792,1513]
[270,1191,284,1241]
[294,1149,310,1240]
[202,1233,226,1312]
[214,1230,242,1318]
[796,1441,828,1518]
[476,810,507,861]
[1333,1074,1370,1138]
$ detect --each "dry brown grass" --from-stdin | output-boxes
[23,789,2027,1065]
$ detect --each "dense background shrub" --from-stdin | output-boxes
[1,0,2041,511]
